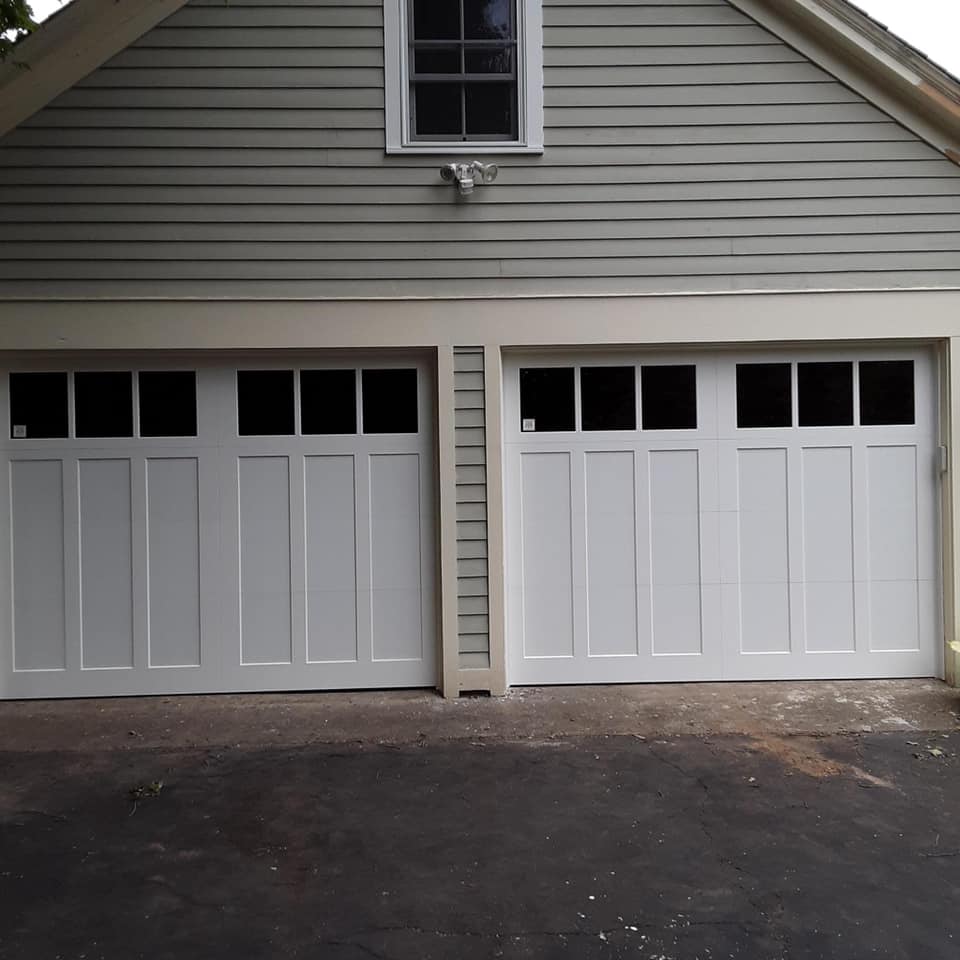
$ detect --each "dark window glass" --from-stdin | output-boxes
[464,0,511,38]
[736,363,792,429]
[414,48,461,73]
[414,84,462,136]
[464,47,512,73]
[75,371,133,438]
[581,367,636,431]
[410,0,517,141]
[519,368,575,432]
[465,83,515,137]
[362,369,418,434]
[641,365,697,430]
[9,372,68,439]
[301,370,357,435]
[237,370,295,436]
[860,360,915,425]
[412,0,459,39]
[798,362,853,427]
[138,371,197,437]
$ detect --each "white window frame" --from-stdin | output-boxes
[384,0,544,155]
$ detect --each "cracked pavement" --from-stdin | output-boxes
[2,713,960,959]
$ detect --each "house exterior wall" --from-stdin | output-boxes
[1,0,960,298]
[1,0,960,694]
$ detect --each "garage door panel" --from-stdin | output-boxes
[585,451,638,658]
[867,445,918,582]
[146,457,201,668]
[79,458,134,670]
[10,459,66,672]
[305,454,358,664]
[737,448,789,586]
[370,452,423,662]
[739,582,792,655]
[520,451,574,660]
[508,347,940,685]
[238,455,293,666]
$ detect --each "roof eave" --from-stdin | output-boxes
[728,0,960,164]
[0,0,191,139]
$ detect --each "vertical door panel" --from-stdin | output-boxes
[801,447,856,653]
[305,455,358,663]
[867,445,920,652]
[737,448,791,654]
[649,449,703,656]
[521,452,574,658]
[370,453,423,661]
[585,451,638,657]
[11,460,66,671]
[79,459,134,669]
[146,458,201,667]
[238,456,292,665]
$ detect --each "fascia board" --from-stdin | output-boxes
[727,0,960,164]
[0,0,191,138]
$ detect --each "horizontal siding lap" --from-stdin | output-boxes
[7,162,958,186]
[6,214,960,241]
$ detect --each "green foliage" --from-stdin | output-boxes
[1,0,37,62]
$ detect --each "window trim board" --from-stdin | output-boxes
[384,0,544,155]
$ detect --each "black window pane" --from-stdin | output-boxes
[138,371,197,437]
[641,365,697,430]
[362,369,418,434]
[519,368,575,432]
[798,362,853,427]
[75,372,133,438]
[464,0,512,39]
[414,47,461,74]
[9,372,68,439]
[412,0,460,39]
[581,367,636,431]
[465,82,514,137]
[860,360,915,425]
[737,363,792,429]
[237,370,295,436]
[415,83,462,136]
[301,370,357,435]
[464,46,513,73]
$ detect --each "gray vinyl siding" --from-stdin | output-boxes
[454,347,490,667]
[2,0,960,295]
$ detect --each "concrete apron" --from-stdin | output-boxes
[0,679,957,752]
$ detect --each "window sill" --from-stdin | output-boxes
[386,143,544,156]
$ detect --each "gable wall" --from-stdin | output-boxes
[1,0,960,297]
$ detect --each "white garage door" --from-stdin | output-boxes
[0,356,436,699]
[506,348,940,684]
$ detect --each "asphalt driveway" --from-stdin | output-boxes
[2,694,959,959]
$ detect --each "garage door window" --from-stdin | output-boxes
[641,365,697,430]
[139,371,197,438]
[362,368,419,434]
[860,360,914,425]
[519,367,575,432]
[75,371,134,438]
[237,370,296,437]
[9,372,69,439]
[581,366,635,431]
[736,363,792,429]
[301,369,357,435]
[798,361,853,427]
